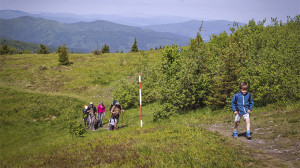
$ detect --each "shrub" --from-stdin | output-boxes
[101,43,110,53]
[57,44,70,65]
[69,121,86,138]
[112,78,139,109]
[37,44,50,54]
[113,15,300,121]
[0,44,12,55]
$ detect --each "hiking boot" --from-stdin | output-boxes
[246,131,251,139]
[233,131,238,138]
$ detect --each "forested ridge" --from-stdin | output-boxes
[113,16,300,121]
[0,16,189,52]
[0,38,56,54]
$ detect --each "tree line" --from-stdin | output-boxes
[112,15,300,121]
[1,36,174,55]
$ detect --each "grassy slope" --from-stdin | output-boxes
[0,87,84,162]
[0,51,161,103]
[0,53,299,167]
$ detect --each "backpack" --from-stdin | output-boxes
[89,105,95,117]
[83,109,88,115]
[234,93,252,112]
[113,106,121,116]
[109,100,118,111]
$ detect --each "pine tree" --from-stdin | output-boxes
[0,44,12,55]
[37,44,49,54]
[106,45,110,53]
[101,43,110,53]
[131,37,138,52]
[58,44,70,65]
[189,32,204,52]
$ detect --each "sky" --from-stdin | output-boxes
[0,0,299,22]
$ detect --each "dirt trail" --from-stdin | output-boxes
[203,122,299,168]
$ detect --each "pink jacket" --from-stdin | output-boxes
[97,105,105,113]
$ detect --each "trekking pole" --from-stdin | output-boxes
[139,73,143,127]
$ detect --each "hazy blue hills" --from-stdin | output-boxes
[0,16,190,52]
[143,20,246,41]
[0,9,193,26]
[0,10,31,19]
[0,10,246,52]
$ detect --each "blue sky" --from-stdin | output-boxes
[0,0,299,22]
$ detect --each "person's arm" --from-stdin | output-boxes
[231,95,238,114]
[110,106,115,114]
[248,94,254,113]
[103,105,105,115]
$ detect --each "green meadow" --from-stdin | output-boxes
[0,51,299,167]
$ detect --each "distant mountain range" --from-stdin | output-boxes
[0,9,193,26]
[143,20,246,41]
[0,10,246,52]
[0,16,189,52]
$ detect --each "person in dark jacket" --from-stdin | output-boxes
[87,102,97,130]
[82,105,89,127]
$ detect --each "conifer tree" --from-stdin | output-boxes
[57,44,70,65]
[0,44,12,55]
[131,37,138,52]
[37,44,49,54]
[101,43,110,53]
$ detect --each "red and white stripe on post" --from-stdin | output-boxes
[139,73,143,127]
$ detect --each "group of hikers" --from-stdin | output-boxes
[82,100,124,131]
[81,82,254,138]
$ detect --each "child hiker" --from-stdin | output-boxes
[231,82,254,139]
[108,115,117,131]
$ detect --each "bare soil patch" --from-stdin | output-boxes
[203,122,300,168]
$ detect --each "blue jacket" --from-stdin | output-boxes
[231,92,254,115]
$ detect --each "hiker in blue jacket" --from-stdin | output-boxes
[231,82,254,139]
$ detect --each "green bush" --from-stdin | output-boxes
[57,43,70,65]
[0,44,13,55]
[69,121,86,138]
[112,78,139,109]
[114,15,300,121]
[37,44,50,54]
